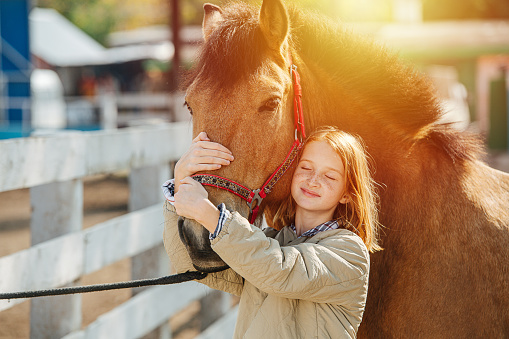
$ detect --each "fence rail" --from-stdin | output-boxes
[0,123,237,338]
[0,204,162,312]
[0,122,190,192]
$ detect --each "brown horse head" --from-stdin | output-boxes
[180,1,297,272]
[179,1,509,337]
[179,0,449,271]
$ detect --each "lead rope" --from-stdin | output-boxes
[0,271,207,300]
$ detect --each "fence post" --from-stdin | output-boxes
[129,164,171,339]
[99,92,118,130]
[29,179,83,339]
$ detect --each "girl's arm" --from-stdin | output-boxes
[210,212,370,305]
[163,201,244,296]
[163,132,243,295]
[174,176,220,233]
[174,177,369,305]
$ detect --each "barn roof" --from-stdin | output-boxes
[29,8,174,67]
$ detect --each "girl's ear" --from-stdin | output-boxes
[339,194,351,204]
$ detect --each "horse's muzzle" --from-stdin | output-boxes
[178,217,229,273]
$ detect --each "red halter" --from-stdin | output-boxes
[192,64,306,223]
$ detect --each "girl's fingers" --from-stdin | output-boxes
[193,148,234,161]
[180,133,233,179]
[178,177,205,196]
[194,155,232,165]
[176,182,192,192]
[198,132,210,141]
[180,176,201,188]
[196,141,232,155]
[193,132,210,143]
[184,160,229,176]
[180,176,194,184]
[188,163,223,173]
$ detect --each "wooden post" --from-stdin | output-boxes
[99,92,118,130]
[129,164,171,339]
[29,179,83,339]
[170,0,181,91]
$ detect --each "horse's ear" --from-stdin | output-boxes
[259,0,289,52]
[202,3,223,41]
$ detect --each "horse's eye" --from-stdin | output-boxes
[258,98,281,112]
[184,101,193,115]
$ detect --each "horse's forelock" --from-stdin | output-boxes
[182,3,268,94]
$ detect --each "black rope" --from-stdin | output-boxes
[0,271,208,300]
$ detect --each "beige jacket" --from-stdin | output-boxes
[163,201,370,339]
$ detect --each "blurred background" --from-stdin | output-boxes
[1,0,509,146]
[1,0,509,338]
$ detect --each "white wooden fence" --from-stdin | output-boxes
[0,122,238,339]
[64,92,190,130]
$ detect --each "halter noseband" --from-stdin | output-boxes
[192,64,306,224]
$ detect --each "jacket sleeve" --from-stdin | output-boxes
[162,201,244,296]
[210,211,370,305]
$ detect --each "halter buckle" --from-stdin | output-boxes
[247,188,263,210]
[295,128,304,143]
[291,64,297,78]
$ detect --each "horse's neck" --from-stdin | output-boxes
[297,71,457,225]
[298,61,415,170]
[294,51,480,229]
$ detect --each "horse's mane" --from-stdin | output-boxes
[287,8,484,161]
[183,2,483,162]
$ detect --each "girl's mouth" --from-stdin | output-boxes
[301,187,320,198]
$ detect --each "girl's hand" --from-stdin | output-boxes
[174,132,233,193]
[174,177,219,233]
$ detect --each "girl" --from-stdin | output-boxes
[162,126,381,338]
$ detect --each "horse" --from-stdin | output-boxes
[177,0,509,336]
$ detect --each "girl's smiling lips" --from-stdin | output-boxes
[301,187,320,198]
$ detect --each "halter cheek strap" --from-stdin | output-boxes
[291,65,306,141]
[192,63,306,224]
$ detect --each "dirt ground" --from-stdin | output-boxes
[0,175,201,339]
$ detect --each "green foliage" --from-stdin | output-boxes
[38,0,118,45]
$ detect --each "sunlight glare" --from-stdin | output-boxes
[334,0,393,22]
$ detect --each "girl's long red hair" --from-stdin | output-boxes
[273,126,382,252]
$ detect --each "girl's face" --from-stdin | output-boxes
[291,141,349,217]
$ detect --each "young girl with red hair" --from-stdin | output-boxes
[163,126,381,338]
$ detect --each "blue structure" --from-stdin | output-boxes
[0,0,31,133]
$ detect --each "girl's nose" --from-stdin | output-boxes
[307,173,319,186]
